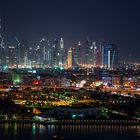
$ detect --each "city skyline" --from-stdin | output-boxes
[0,36,119,69]
[0,0,140,62]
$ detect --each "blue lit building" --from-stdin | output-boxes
[103,44,119,69]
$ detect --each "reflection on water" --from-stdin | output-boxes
[0,123,140,140]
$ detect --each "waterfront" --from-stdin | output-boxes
[0,123,140,140]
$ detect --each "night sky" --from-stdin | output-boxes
[0,0,140,62]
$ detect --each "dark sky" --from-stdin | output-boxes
[0,0,140,62]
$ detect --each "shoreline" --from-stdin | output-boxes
[0,119,140,125]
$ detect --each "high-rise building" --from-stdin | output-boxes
[45,40,52,67]
[76,41,82,65]
[67,48,73,69]
[97,41,103,67]
[40,37,47,64]
[83,39,90,65]
[28,47,34,67]
[95,46,101,66]
[35,37,47,66]
[103,44,119,69]
[15,37,21,67]
[72,47,78,68]
[92,42,97,66]
[7,46,17,68]
[52,38,59,67]
[89,43,94,66]
[15,39,29,67]
[35,45,41,65]
[60,38,64,49]
[59,38,65,67]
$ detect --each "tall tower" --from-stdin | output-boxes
[60,37,64,49]
[92,42,97,66]
[39,37,47,65]
[45,40,52,66]
[77,41,82,65]
[35,37,47,66]
[7,46,17,68]
[59,38,65,67]
[89,43,94,66]
[103,44,119,69]
[52,38,59,67]
[84,38,90,66]
[67,48,73,69]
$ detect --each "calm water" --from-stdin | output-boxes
[0,123,140,140]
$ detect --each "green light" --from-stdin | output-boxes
[12,74,22,84]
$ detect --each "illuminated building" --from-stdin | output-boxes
[92,42,97,66]
[103,44,119,69]
[28,47,34,67]
[89,42,94,66]
[0,30,120,69]
[60,38,64,49]
[7,46,17,68]
[76,41,82,65]
[68,48,73,68]
[20,40,29,66]
[88,41,101,67]
[95,46,101,66]
[83,38,90,65]
[35,37,47,66]
[59,38,65,67]
[72,47,78,68]
[52,38,59,67]
[40,37,47,64]
[14,39,30,68]
[45,40,52,66]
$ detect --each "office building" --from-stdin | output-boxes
[67,48,73,69]
[103,44,119,69]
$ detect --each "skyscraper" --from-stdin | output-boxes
[28,47,34,67]
[72,47,78,68]
[35,37,47,66]
[67,48,73,69]
[59,38,65,67]
[7,46,17,68]
[52,38,59,67]
[45,40,52,67]
[83,38,90,65]
[103,44,119,69]
[15,39,29,67]
[92,42,97,66]
[77,41,82,65]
